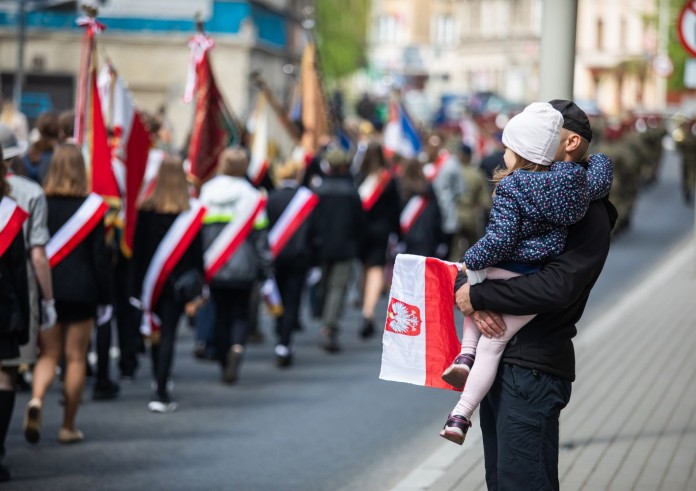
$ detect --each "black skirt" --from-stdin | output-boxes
[0,334,20,361]
[55,300,96,324]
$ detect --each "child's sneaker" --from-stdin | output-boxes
[439,414,472,445]
[441,353,475,389]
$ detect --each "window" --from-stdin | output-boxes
[432,14,458,46]
[596,18,604,50]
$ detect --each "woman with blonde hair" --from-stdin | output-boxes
[130,156,204,413]
[24,144,111,444]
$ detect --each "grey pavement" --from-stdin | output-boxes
[395,237,696,491]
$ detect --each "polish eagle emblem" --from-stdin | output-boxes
[386,298,421,336]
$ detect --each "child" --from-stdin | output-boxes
[439,102,612,445]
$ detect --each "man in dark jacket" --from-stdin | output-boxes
[454,100,617,490]
[310,148,366,352]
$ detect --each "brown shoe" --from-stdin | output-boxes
[23,398,42,444]
[58,428,84,444]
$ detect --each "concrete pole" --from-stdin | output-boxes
[12,0,26,109]
[538,0,578,101]
[656,0,669,109]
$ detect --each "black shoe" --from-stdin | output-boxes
[320,328,341,353]
[275,345,293,368]
[0,463,11,482]
[193,342,207,360]
[359,318,376,340]
[92,379,120,401]
[223,346,244,384]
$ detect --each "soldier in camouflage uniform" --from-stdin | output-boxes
[451,143,492,261]
[674,118,696,204]
[637,116,666,187]
[596,122,640,235]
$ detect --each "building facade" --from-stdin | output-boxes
[0,0,310,146]
[368,0,663,117]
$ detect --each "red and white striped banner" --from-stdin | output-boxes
[140,200,206,335]
[268,186,318,258]
[400,195,428,235]
[45,193,109,268]
[379,254,461,391]
[203,192,267,282]
[423,150,449,182]
[359,169,391,211]
[0,197,29,258]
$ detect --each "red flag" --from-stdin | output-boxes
[187,49,237,185]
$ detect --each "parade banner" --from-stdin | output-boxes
[45,193,109,268]
[299,43,330,154]
[399,195,428,235]
[203,192,267,282]
[140,200,206,335]
[358,169,391,211]
[268,186,318,258]
[98,63,152,256]
[423,150,450,182]
[0,197,29,258]
[379,254,461,391]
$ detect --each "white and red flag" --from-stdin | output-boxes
[358,169,391,211]
[203,191,267,282]
[74,15,120,200]
[268,186,318,258]
[400,196,428,235]
[140,200,206,335]
[0,197,29,258]
[45,193,109,268]
[98,63,152,257]
[379,254,461,391]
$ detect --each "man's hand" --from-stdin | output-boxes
[473,311,506,338]
[455,283,474,315]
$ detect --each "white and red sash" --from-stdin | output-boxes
[400,195,428,235]
[45,193,109,268]
[423,150,449,182]
[203,191,267,282]
[359,169,392,211]
[140,200,206,335]
[268,186,318,258]
[0,197,29,258]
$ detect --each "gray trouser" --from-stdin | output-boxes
[319,260,353,330]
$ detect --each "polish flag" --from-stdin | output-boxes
[268,186,318,258]
[98,64,152,257]
[204,191,267,282]
[0,197,29,258]
[384,100,422,159]
[400,196,428,235]
[379,254,461,391]
[140,200,206,335]
[358,169,392,211]
[45,193,109,268]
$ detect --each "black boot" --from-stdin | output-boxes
[359,318,375,339]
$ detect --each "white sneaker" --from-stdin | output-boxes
[147,400,177,413]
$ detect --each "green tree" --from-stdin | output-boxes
[314,0,370,81]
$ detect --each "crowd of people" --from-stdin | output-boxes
[0,93,691,486]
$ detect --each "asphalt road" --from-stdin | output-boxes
[3,150,694,491]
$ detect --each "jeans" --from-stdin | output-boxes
[480,363,572,491]
[195,298,216,357]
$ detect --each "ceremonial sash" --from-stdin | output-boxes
[45,193,109,268]
[423,151,449,182]
[268,186,318,258]
[359,169,391,211]
[140,200,206,335]
[203,191,267,282]
[0,197,29,258]
[400,196,428,235]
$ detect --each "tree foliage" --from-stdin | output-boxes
[314,0,370,81]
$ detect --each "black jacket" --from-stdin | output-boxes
[47,196,112,305]
[358,175,401,244]
[466,197,617,381]
[310,174,366,262]
[0,231,29,343]
[267,185,314,270]
[401,188,443,257]
[130,210,204,305]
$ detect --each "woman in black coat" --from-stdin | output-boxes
[25,144,111,445]
[130,156,204,413]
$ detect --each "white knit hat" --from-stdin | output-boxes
[502,102,563,166]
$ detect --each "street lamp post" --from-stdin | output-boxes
[538,0,578,101]
[12,0,26,109]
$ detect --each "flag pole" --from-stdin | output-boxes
[250,71,302,143]
[301,7,334,135]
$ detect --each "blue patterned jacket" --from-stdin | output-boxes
[463,154,613,271]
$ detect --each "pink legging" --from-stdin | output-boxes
[453,267,535,419]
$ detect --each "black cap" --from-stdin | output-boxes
[548,99,592,142]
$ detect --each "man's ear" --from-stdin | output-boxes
[566,133,582,153]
